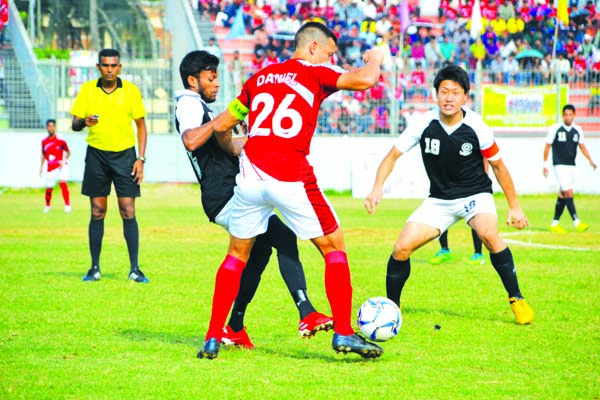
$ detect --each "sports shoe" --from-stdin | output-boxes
[509,297,534,325]
[298,312,334,338]
[428,249,453,265]
[82,266,101,282]
[64,205,72,213]
[467,252,486,266]
[128,267,150,283]
[575,222,589,232]
[43,206,51,213]
[549,224,567,234]
[221,325,254,349]
[332,333,383,359]
[197,337,220,359]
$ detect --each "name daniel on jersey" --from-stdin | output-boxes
[256,72,298,87]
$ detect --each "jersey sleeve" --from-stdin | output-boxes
[175,96,205,136]
[70,81,91,118]
[393,109,434,154]
[544,123,558,144]
[313,63,344,97]
[576,124,585,144]
[467,109,501,161]
[129,84,146,119]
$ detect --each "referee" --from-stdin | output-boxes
[71,48,149,283]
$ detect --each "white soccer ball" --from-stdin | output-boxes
[357,296,402,342]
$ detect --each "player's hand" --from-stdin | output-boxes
[86,115,99,127]
[363,48,384,66]
[543,167,548,177]
[364,189,383,214]
[131,160,144,184]
[506,208,528,230]
[590,160,597,170]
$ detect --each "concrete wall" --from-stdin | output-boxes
[2,131,599,196]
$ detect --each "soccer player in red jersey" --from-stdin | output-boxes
[365,64,534,326]
[40,119,71,213]
[195,22,385,360]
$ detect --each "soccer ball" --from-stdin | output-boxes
[357,296,402,342]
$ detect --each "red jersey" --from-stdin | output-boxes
[42,135,69,172]
[237,58,343,182]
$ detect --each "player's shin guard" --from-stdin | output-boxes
[206,255,246,341]
[553,197,566,221]
[386,255,410,306]
[564,197,578,221]
[324,251,354,335]
[490,247,523,299]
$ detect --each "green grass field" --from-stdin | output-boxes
[1,184,598,399]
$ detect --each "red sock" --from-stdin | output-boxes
[206,255,246,341]
[59,182,70,205]
[324,251,354,335]
[45,188,52,206]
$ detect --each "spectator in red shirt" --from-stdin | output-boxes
[408,62,428,100]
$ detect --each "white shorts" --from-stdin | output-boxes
[228,175,340,240]
[214,197,276,233]
[45,165,69,188]
[407,192,497,234]
[553,165,576,191]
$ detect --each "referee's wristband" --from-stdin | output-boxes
[543,161,551,168]
[137,156,146,163]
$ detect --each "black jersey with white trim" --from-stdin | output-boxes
[394,107,494,200]
[174,91,239,222]
[545,122,583,166]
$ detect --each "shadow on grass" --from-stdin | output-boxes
[45,271,122,280]
[120,328,199,346]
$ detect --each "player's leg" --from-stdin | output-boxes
[43,170,58,213]
[199,235,254,359]
[467,228,485,265]
[83,196,107,281]
[58,165,71,211]
[550,166,572,233]
[260,214,333,337]
[468,213,533,324]
[429,229,452,265]
[387,221,439,305]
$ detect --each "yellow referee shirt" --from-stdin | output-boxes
[71,78,146,152]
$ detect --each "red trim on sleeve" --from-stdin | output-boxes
[481,141,499,159]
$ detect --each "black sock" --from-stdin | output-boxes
[471,229,483,254]
[564,197,578,221]
[228,237,271,331]
[490,247,523,299]
[386,255,411,306]
[123,217,139,271]
[553,197,566,221]
[265,215,316,319]
[88,218,104,268]
[439,230,449,250]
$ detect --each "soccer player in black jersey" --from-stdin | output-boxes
[174,50,333,353]
[364,64,534,325]
[543,104,597,233]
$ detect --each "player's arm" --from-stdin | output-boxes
[336,48,384,91]
[39,152,45,176]
[132,117,147,184]
[213,99,248,155]
[542,143,551,177]
[579,143,597,170]
[71,115,99,131]
[364,146,404,214]
[488,157,528,230]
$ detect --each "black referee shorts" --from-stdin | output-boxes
[81,146,141,198]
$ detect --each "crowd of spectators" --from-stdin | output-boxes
[199,0,600,133]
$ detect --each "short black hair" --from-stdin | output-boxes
[98,48,120,62]
[294,21,337,50]
[433,64,470,94]
[563,104,575,113]
[179,50,219,88]
[46,119,56,126]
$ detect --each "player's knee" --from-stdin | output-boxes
[392,241,412,261]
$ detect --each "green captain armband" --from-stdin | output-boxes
[228,98,249,121]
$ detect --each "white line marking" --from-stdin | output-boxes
[500,230,600,252]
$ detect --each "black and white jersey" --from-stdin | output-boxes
[175,89,239,222]
[393,107,498,200]
[545,122,584,167]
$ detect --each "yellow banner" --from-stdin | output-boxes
[481,85,568,128]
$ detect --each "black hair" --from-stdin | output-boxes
[98,48,120,63]
[294,21,337,50]
[563,104,575,113]
[178,50,220,89]
[433,64,470,94]
[46,119,56,126]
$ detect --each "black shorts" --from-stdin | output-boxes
[81,146,141,198]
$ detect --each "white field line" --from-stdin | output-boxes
[500,230,600,252]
